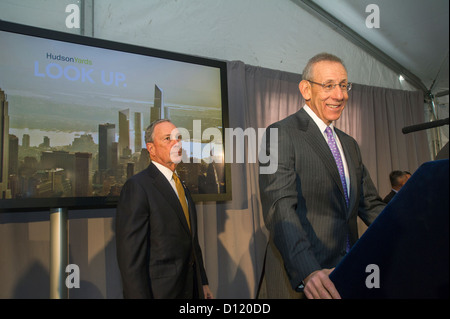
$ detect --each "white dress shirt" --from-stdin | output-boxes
[303,105,350,197]
[152,161,182,200]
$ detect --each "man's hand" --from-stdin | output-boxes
[303,268,341,299]
[203,285,214,299]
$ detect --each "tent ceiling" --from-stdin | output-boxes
[294,0,449,96]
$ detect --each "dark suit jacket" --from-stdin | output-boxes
[116,163,208,299]
[259,108,386,292]
[383,190,396,203]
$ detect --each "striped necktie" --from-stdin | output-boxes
[325,126,349,206]
[325,126,351,252]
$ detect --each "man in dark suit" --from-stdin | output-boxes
[259,53,386,299]
[383,170,409,203]
[116,119,213,299]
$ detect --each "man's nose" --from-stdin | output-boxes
[331,85,346,100]
[171,138,182,147]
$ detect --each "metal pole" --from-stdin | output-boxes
[50,208,68,299]
[428,95,442,159]
[80,0,95,37]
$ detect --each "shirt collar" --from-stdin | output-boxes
[152,161,176,182]
[303,104,335,134]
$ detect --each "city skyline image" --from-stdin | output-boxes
[0,28,226,205]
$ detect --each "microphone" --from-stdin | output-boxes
[402,118,449,134]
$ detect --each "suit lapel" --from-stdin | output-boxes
[147,163,192,235]
[183,185,196,235]
[296,109,347,203]
[336,130,358,217]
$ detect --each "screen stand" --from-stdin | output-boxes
[49,208,68,299]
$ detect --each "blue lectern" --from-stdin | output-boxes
[330,159,449,298]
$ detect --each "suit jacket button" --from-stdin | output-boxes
[340,250,347,256]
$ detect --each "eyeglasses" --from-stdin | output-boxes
[307,80,352,92]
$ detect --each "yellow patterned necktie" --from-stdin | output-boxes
[173,173,190,231]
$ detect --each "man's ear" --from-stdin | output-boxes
[146,142,154,156]
[299,80,311,101]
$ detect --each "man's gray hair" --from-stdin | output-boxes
[302,52,347,81]
[145,119,172,143]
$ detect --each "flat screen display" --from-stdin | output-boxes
[0,21,230,211]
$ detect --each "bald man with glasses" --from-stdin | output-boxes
[259,53,386,299]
